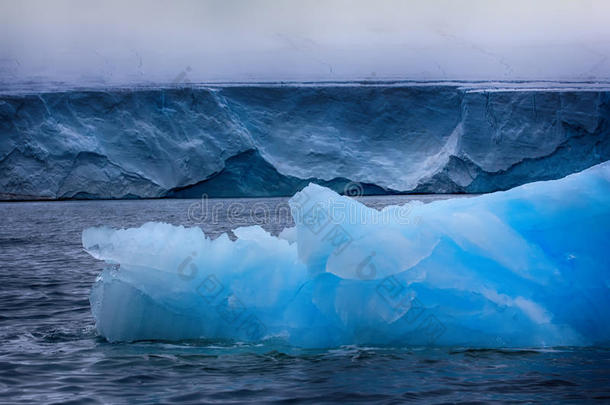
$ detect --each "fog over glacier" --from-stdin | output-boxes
[1,0,609,85]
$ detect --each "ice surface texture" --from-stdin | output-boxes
[83,162,610,347]
[3,85,610,199]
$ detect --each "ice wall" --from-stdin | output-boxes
[2,84,609,199]
[83,162,610,347]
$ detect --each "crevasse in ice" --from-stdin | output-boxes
[83,161,610,347]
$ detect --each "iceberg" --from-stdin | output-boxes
[3,84,610,199]
[83,161,610,347]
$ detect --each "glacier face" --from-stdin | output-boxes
[1,84,610,199]
[83,162,610,347]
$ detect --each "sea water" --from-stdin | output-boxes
[1,196,609,403]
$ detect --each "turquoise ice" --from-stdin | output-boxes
[83,161,610,347]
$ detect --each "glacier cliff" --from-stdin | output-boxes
[83,162,610,347]
[2,83,610,199]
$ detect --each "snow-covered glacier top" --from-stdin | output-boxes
[1,82,609,199]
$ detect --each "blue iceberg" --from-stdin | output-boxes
[83,161,610,347]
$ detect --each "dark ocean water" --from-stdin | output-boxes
[1,197,609,404]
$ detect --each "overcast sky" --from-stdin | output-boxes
[1,0,609,85]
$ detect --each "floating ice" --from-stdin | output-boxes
[83,162,610,347]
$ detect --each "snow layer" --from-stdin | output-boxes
[83,162,610,347]
[2,84,610,199]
